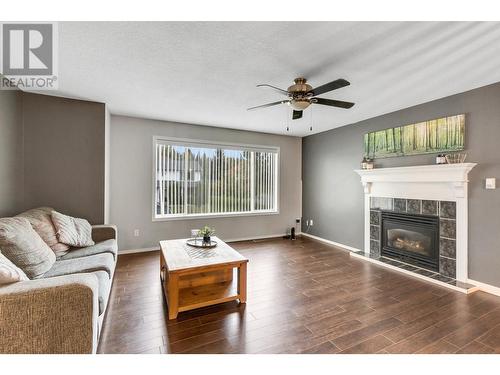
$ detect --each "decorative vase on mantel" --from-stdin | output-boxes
[361,157,374,170]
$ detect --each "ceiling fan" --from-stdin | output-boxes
[247,77,355,120]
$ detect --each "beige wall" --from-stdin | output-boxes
[22,93,106,224]
[3,90,299,248]
[110,115,302,251]
[0,90,24,217]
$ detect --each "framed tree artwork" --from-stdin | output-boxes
[363,114,465,159]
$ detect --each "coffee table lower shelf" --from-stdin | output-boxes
[177,280,239,313]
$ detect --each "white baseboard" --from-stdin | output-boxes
[118,233,289,255]
[225,233,288,243]
[300,232,362,253]
[467,278,500,296]
[119,246,159,255]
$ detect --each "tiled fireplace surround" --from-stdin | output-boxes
[354,163,477,290]
[369,197,457,279]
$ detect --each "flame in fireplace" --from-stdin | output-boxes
[387,228,432,256]
[393,237,424,252]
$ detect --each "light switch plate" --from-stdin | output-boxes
[486,178,496,189]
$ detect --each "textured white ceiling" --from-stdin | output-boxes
[50,22,500,136]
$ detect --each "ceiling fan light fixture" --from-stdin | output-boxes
[289,99,311,111]
[288,78,313,94]
[248,77,354,122]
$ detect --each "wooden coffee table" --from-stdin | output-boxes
[159,236,248,320]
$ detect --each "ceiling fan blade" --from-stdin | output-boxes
[313,97,355,109]
[292,110,303,120]
[256,84,289,95]
[308,78,350,96]
[247,100,289,111]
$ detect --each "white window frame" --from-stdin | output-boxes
[152,136,280,221]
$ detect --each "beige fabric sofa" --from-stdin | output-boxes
[0,225,117,354]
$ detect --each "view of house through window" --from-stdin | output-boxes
[155,139,279,218]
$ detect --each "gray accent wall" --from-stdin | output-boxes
[0,92,107,224]
[0,90,24,217]
[302,81,500,287]
[104,106,111,224]
[1,91,106,221]
[22,93,106,224]
[110,115,302,251]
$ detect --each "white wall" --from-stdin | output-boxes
[110,115,302,251]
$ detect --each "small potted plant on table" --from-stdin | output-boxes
[198,226,215,246]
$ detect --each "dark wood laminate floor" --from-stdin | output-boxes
[97,237,500,354]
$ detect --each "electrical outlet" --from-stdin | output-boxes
[310,219,314,226]
[133,229,140,237]
[486,178,496,189]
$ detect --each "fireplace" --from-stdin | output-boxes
[381,211,439,271]
[356,164,476,282]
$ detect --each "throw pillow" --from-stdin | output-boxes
[51,211,95,248]
[17,207,71,257]
[0,217,56,278]
[0,251,29,284]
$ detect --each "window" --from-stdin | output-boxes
[154,138,279,219]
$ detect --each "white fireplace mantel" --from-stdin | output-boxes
[354,163,477,282]
[354,163,477,197]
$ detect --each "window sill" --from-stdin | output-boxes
[152,210,279,222]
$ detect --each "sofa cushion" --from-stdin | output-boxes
[58,239,118,261]
[51,211,95,248]
[16,207,70,257]
[0,217,56,278]
[39,253,115,279]
[91,270,112,315]
[0,252,29,284]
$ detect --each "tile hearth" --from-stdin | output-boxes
[350,251,477,293]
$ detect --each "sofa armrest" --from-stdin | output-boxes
[92,224,117,243]
[0,274,99,354]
